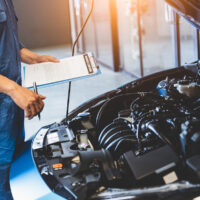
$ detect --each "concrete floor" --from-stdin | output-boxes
[24,45,135,141]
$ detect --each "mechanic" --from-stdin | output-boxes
[0,0,59,199]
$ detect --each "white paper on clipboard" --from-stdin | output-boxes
[23,53,100,88]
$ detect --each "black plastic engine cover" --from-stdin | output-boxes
[124,145,179,181]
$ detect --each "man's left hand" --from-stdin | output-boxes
[20,48,59,64]
[34,55,59,63]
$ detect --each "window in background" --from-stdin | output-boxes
[179,16,197,65]
[72,0,84,51]
[116,0,141,77]
[141,0,174,76]
[117,0,175,77]
[91,0,114,67]
[73,0,114,68]
[70,0,199,77]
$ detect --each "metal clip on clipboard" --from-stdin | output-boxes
[83,54,99,74]
[84,54,94,74]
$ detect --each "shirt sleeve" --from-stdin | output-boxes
[19,42,25,50]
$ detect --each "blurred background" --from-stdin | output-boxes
[13,0,200,139]
[14,0,199,76]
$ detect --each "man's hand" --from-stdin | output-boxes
[9,84,46,120]
[34,55,59,63]
[0,75,46,120]
[20,48,59,64]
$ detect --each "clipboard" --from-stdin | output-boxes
[23,53,101,89]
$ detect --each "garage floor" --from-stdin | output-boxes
[24,45,135,141]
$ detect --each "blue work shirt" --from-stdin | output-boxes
[0,0,24,153]
[0,1,24,199]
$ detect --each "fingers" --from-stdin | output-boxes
[30,104,37,119]
[25,107,31,119]
[25,105,35,120]
[47,56,59,63]
[28,104,37,120]
[37,97,45,112]
[38,55,59,63]
[38,94,46,100]
[10,85,46,120]
[33,101,41,113]
[25,95,45,120]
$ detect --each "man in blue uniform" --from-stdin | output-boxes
[0,0,59,199]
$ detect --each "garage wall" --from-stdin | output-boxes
[13,0,72,48]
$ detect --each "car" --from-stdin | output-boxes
[9,1,200,200]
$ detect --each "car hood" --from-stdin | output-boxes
[165,0,200,29]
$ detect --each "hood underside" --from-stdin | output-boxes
[165,0,200,29]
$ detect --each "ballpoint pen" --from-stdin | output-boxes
[33,81,41,120]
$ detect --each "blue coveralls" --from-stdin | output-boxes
[0,0,24,199]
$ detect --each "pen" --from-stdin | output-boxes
[33,81,41,120]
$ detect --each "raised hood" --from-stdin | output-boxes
[165,0,200,29]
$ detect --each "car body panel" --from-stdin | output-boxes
[10,142,65,200]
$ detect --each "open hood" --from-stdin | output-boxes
[165,0,200,29]
[28,64,200,200]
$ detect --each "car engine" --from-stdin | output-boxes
[32,66,200,200]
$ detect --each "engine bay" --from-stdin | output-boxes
[32,65,200,200]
